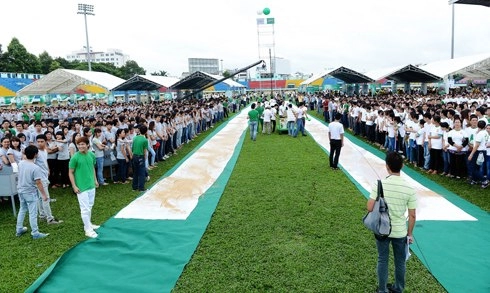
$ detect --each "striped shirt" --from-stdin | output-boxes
[369,175,417,238]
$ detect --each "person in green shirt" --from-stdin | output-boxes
[256,102,265,132]
[248,103,259,141]
[69,136,100,238]
[132,125,149,191]
[33,110,42,122]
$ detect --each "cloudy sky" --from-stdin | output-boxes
[2,0,489,77]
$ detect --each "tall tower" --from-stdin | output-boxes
[256,8,276,94]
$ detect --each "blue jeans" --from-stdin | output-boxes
[147,144,155,166]
[406,139,414,162]
[287,121,296,136]
[16,192,40,236]
[295,118,304,137]
[376,235,407,293]
[468,150,485,182]
[388,137,396,153]
[249,121,258,141]
[487,155,490,179]
[132,155,146,191]
[156,139,164,161]
[96,157,105,184]
[423,141,430,170]
[442,150,450,174]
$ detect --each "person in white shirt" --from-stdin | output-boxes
[262,106,273,135]
[447,118,468,179]
[328,113,344,170]
[467,120,488,187]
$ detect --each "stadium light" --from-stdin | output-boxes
[77,4,95,71]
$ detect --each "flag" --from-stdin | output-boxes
[267,18,275,24]
[256,18,265,25]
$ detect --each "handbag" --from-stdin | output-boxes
[362,180,391,237]
[476,152,484,166]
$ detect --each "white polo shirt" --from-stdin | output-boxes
[328,121,344,140]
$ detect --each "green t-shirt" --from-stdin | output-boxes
[69,151,96,192]
[34,111,42,121]
[132,135,148,156]
[22,113,30,122]
[369,176,417,238]
[257,106,264,119]
[248,109,259,121]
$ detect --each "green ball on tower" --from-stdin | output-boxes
[263,7,270,15]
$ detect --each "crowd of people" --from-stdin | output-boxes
[0,96,238,239]
[306,91,490,189]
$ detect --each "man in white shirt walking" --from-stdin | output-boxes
[328,113,344,170]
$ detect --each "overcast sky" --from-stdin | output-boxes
[2,0,490,77]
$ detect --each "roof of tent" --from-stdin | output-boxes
[17,69,125,96]
[449,0,490,7]
[300,66,373,85]
[170,71,217,90]
[170,71,245,90]
[364,65,442,83]
[419,52,490,79]
[111,75,180,91]
[201,72,245,88]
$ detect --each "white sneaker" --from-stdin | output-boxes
[85,230,98,238]
[91,224,100,230]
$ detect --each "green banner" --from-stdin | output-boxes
[267,18,275,24]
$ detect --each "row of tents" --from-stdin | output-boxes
[0,52,489,107]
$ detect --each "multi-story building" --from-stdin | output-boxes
[188,58,220,75]
[66,48,129,67]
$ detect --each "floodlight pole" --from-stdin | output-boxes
[451,4,455,59]
[78,4,95,71]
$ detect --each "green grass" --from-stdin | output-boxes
[2,109,481,292]
[173,133,446,292]
[0,121,225,293]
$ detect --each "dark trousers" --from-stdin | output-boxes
[329,139,342,168]
[429,149,443,172]
[57,159,70,185]
[132,155,146,191]
[117,158,128,183]
[449,152,467,178]
[272,119,276,133]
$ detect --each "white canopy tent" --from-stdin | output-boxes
[419,52,490,79]
[138,75,180,88]
[200,72,246,88]
[17,69,125,96]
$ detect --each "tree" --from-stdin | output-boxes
[49,60,62,72]
[150,70,168,76]
[39,51,54,74]
[53,57,74,69]
[1,38,41,73]
[119,60,146,79]
[223,70,232,78]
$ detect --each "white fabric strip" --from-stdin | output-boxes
[305,117,476,221]
[116,109,250,220]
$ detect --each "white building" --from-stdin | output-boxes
[66,48,129,67]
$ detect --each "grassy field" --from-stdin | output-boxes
[174,132,446,292]
[1,109,482,292]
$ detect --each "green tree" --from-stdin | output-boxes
[39,51,54,74]
[151,70,168,76]
[53,57,74,69]
[120,60,146,79]
[49,60,62,72]
[1,38,41,73]
[223,70,232,78]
